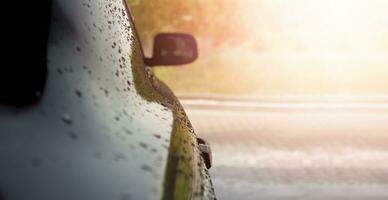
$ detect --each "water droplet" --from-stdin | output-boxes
[141,164,153,173]
[113,153,126,161]
[139,142,148,149]
[123,128,132,135]
[67,131,78,140]
[61,114,73,125]
[153,134,161,139]
[75,90,82,97]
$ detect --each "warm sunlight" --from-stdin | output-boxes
[132,0,388,95]
[236,0,388,95]
[259,0,388,52]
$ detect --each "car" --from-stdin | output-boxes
[0,0,216,199]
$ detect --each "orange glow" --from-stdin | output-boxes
[232,0,388,95]
[256,0,388,52]
[131,0,388,95]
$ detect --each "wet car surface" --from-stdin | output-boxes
[0,0,215,199]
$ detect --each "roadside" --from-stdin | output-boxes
[180,95,388,200]
[178,94,388,112]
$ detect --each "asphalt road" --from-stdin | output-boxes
[181,97,388,200]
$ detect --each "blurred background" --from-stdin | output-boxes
[129,0,388,96]
[128,1,388,199]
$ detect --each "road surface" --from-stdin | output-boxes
[181,97,388,200]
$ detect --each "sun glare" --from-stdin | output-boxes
[143,0,388,95]
[233,0,388,96]
[260,0,388,52]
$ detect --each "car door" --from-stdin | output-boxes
[0,0,215,199]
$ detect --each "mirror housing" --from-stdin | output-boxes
[144,33,198,67]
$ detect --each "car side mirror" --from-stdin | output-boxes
[144,33,198,67]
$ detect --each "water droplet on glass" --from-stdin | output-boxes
[67,131,78,140]
[123,128,132,135]
[153,134,161,139]
[62,114,73,125]
[141,164,153,173]
[139,142,148,149]
[75,90,82,97]
[113,152,126,161]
